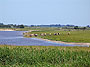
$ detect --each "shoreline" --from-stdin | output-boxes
[37,38,90,46]
[0,29,15,31]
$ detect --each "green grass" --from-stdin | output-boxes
[28,30,90,43]
[0,27,60,31]
[0,45,90,67]
[15,27,62,31]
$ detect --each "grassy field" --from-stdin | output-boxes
[15,27,63,31]
[0,27,62,31]
[0,45,90,67]
[27,30,90,43]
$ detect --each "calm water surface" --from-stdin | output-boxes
[0,31,88,47]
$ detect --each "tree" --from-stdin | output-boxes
[74,26,79,29]
[18,25,24,28]
[0,23,3,25]
[86,25,90,28]
[83,27,86,30]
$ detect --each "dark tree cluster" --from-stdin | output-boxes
[0,23,25,28]
[17,25,24,28]
[74,26,86,30]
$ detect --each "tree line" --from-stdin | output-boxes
[0,23,24,28]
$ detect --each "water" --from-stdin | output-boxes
[0,31,89,47]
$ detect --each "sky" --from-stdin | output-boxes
[0,0,90,26]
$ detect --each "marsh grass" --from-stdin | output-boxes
[0,45,90,67]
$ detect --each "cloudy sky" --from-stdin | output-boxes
[0,0,90,26]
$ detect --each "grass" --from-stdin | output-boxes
[15,27,62,31]
[0,27,62,31]
[27,30,90,43]
[0,45,90,67]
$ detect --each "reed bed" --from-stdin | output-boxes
[0,45,90,67]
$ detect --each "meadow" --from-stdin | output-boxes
[28,30,90,43]
[0,45,90,67]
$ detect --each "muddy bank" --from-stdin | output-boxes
[37,38,90,46]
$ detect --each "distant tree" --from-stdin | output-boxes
[0,23,4,25]
[86,25,90,28]
[74,26,79,29]
[18,25,24,28]
[83,27,86,30]
[31,25,35,27]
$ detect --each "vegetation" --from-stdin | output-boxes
[16,27,62,31]
[0,45,90,67]
[0,23,25,28]
[0,23,90,30]
[27,30,90,43]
